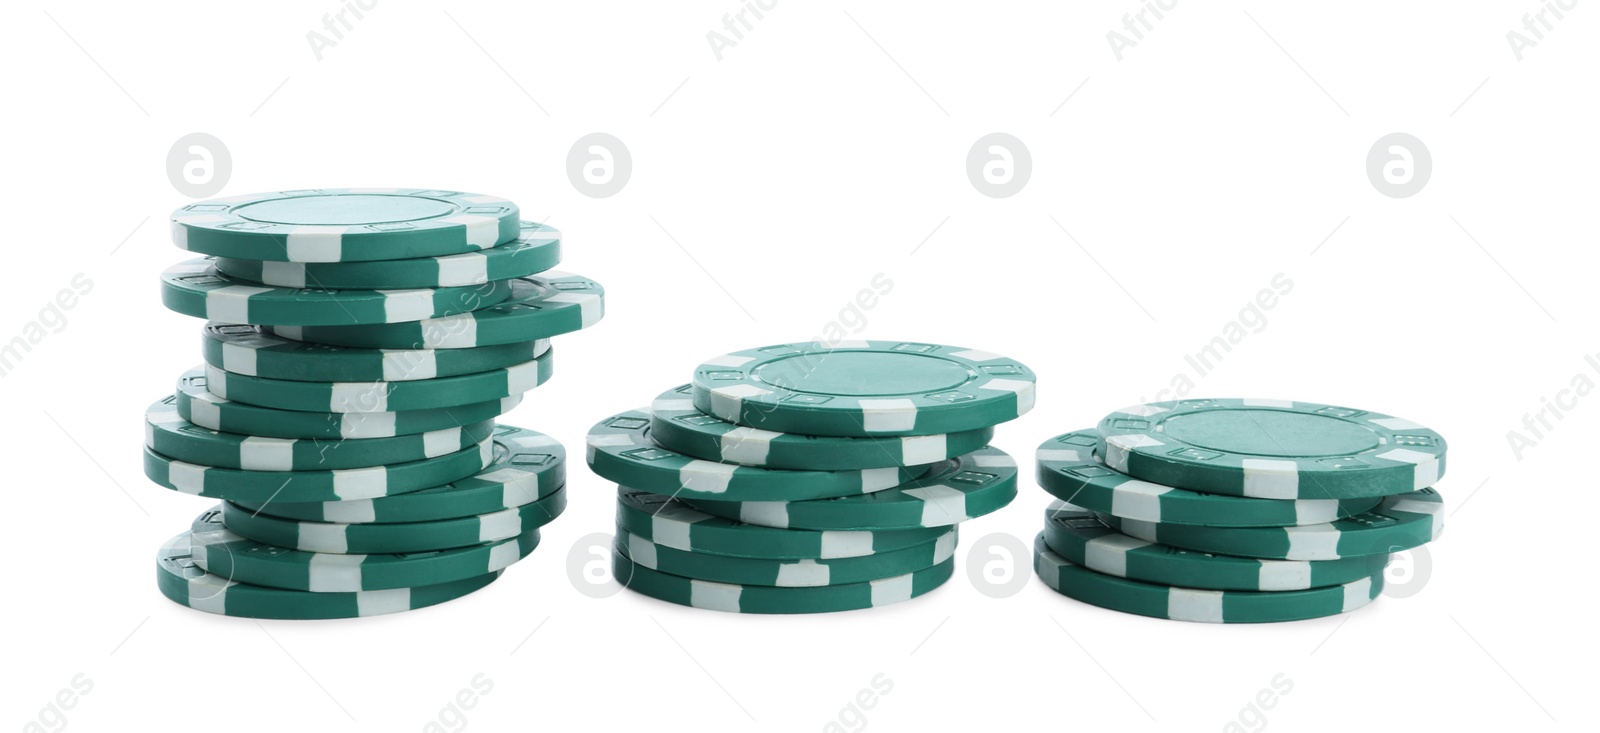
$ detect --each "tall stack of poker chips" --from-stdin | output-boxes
[146,188,604,619]
[587,341,1036,614]
[1031,399,1447,623]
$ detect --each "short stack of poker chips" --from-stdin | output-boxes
[1031,399,1447,623]
[587,341,1037,613]
[147,188,603,619]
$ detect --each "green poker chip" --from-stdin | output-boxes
[616,528,956,587]
[691,341,1036,437]
[649,384,995,470]
[176,365,521,440]
[145,437,493,503]
[146,396,494,471]
[161,259,510,326]
[1033,535,1382,623]
[685,446,1018,531]
[220,489,566,554]
[1098,399,1448,500]
[232,425,565,523]
[202,323,549,383]
[170,188,520,263]
[190,507,540,592]
[1042,501,1387,591]
[202,345,552,413]
[1037,430,1380,527]
[213,220,561,289]
[615,488,947,560]
[266,272,604,349]
[1099,489,1444,561]
[157,531,500,619]
[614,544,954,614]
[588,409,928,502]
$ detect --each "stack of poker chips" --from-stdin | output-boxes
[1032,399,1447,623]
[587,341,1036,614]
[145,188,604,619]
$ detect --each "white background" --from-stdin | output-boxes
[2,2,1594,731]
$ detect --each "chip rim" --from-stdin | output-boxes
[688,341,1036,437]
[211,220,561,288]
[683,446,1019,531]
[1094,489,1445,561]
[1096,399,1448,500]
[1032,534,1384,623]
[1037,430,1383,527]
[613,543,956,614]
[170,188,521,263]
[613,487,946,560]
[649,383,996,470]
[588,408,930,502]
[262,271,605,350]
[156,530,501,619]
[1041,501,1390,591]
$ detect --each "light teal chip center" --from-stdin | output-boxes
[753,352,970,397]
[1163,409,1380,458]
[235,194,457,226]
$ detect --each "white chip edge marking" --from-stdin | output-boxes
[859,399,917,433]
[904,485,970,526]
[435,252,490,286]
[708,384,770,422]
[1256,560,1314,591]
[308,554,367,592]
[1343,576,1374,611]
[378,289,437,324]
[1241,458,1300,499]
[720,426,776,465]
[239,436,297,471]
[869,573,915,607]
[382,349,439,381]
[1110,480,1173,523]
[738,501,790,528]
[205,285,273,324]
[819,531,875,559]
[689,578,743,612]
[979,378,1035,415]
[775,560,830,587]
[1283,524,1343,561]
[286,226,347,262]
[1167,587,1226,623]
[901,434,948,465]
[1082,532,1150,577]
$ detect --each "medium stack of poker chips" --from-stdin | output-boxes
[587,341,1037,614]
[146,188,603,619]
[1032,399,1446,623]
